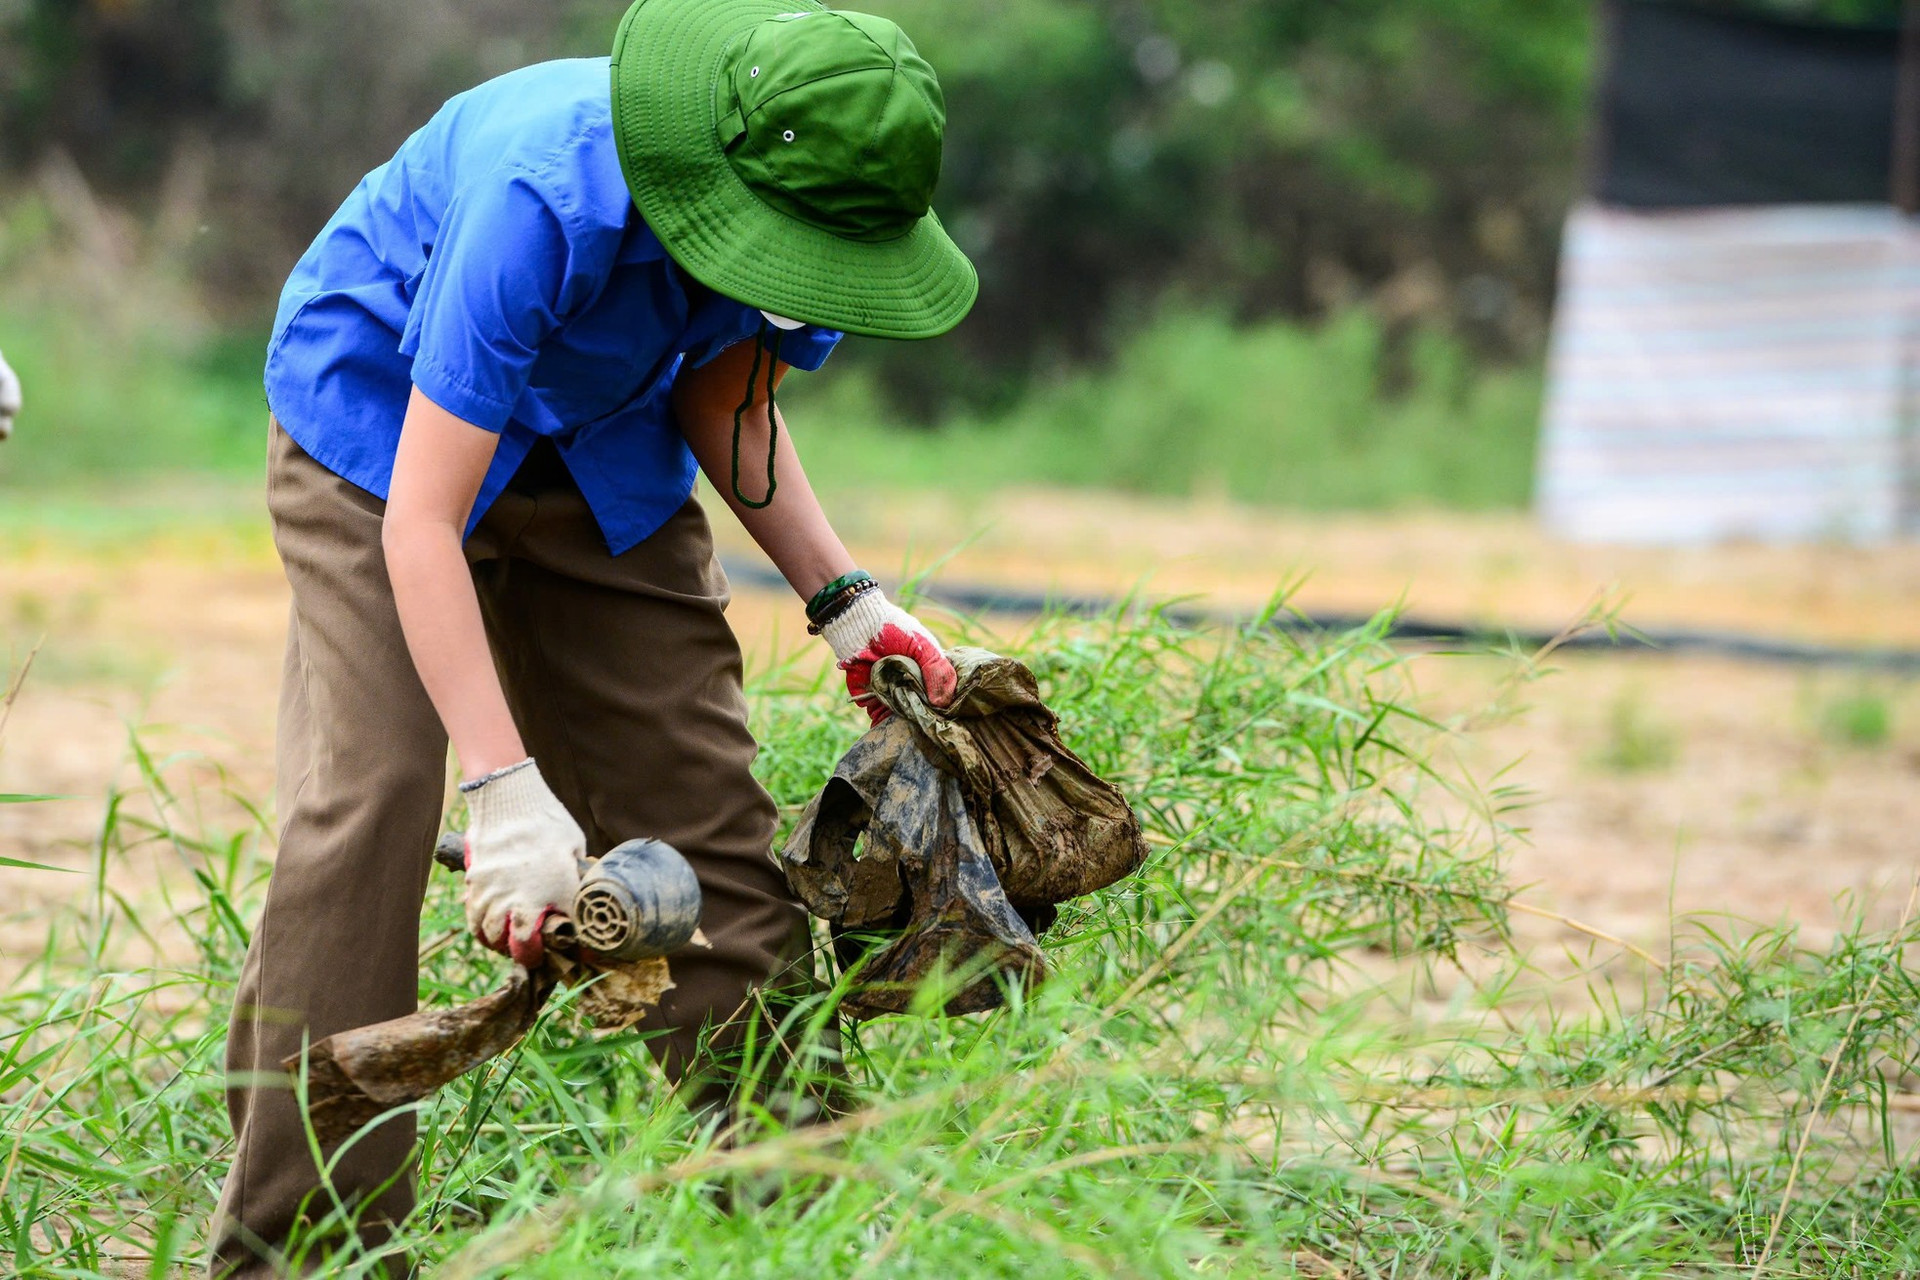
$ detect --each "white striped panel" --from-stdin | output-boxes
[1537,202,1920,545]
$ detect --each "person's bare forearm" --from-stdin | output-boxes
[674,346,856,601]
[674,340,958,717]
[385,520,525,778]
[384,388,526,781]
[691,406,855,600]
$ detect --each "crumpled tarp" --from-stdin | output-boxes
[780,647,1148,1018]
[290,945,674,1146]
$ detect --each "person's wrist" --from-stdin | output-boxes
[460,757,535,794]
[805,569,875,625]
[820,588,898,663]
[459,736,531,787]
[464,760,574,841]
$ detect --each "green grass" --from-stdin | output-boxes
[1592,688,1680,775]
[788,309,1542,511]
[5,607,1919,1277]
[1820,686,1896,750]
[0,255,268,487]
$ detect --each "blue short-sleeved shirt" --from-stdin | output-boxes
[264,57,842,554]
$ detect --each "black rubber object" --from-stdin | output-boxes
[433,831,466,873]
[716,557,1920,675]
[573,838,704,962]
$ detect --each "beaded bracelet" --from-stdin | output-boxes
[806,577,879,635]
[805,570,875,624]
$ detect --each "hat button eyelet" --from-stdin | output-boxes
[750,66,760,77]
[783,129,795,142]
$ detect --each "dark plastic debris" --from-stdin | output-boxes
[288,838,701,1146]
[296,964,560,1146]
[780,648,1147,1018]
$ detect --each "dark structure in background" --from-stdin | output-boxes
[1595,0,1900,208]
[1537,0,1920,543]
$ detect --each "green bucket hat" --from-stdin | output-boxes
[610,0,978,340]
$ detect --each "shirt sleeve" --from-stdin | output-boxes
[766,323,843,373]
[684,313,844,375]
[399,171,591,431]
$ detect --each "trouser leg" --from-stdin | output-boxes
[469,480,840,1121]
[211,429,840,1277]
[210,424,446,1278]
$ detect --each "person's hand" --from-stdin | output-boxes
[0,347,20,441]
[460,759,585,968]
[818,587,957,724]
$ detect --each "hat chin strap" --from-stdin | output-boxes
[759,309,806,330]
[731,317,785,511]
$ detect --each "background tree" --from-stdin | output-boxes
[0,0,1904,416]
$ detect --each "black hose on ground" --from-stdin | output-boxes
[717,556,1920,674]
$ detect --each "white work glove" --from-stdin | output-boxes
[819,587,957,725]
[460,759,585,969]
[0,347,20,441]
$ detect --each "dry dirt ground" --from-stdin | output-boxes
[4,485,1919,996]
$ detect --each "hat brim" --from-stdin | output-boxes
[611,0,978,340]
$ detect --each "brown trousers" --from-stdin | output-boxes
[210,424,820,1277]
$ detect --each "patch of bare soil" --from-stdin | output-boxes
[4,486,1917,990]
[808,488,1920,647]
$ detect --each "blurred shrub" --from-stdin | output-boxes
[1821,685,1895,749]
[0,312,263,482]
[1,0,1593,417]
[860,0,1592,413]
[3,1,1904,421]
[1732,0,1903,20]
[0,204,1539,511]
[0,193,265,485]
[788,306,1540,509]
[1589,688,1679,773]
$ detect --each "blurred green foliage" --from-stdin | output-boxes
[0,222,1537,510]
[1591,688,1680,773]
[1821,685,1896,748]
[0,196,266,484]
[846,0,1592,412]
[0,0,1905,438]
[0,0,1596,414]
[787,308,1540,510]
[1744,0,1904,20]
[0,308,263,479]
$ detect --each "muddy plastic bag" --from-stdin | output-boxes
[296,963,561,1147]
[289,836,700,1146]
[780,647,1147,1018]
[291,949,675,1146]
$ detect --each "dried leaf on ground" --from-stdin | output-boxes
[574,955,675,1031]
